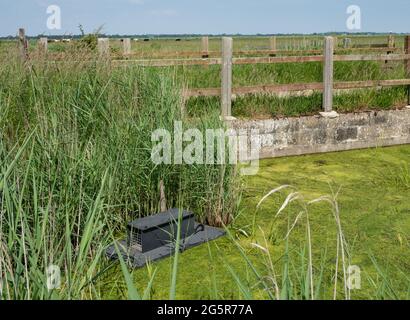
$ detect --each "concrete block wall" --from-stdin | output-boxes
[229,109,410,160]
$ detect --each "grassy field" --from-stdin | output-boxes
[25,35,407,55]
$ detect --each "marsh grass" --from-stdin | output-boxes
[0,48,240,299]
[243,186,350,300]
[227,180,410,300]
[379,162,410,190]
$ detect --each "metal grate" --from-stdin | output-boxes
[129,229,142,252]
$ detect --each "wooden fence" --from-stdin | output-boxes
[211,36,410,117]
[113,35,410,117]
[16,29,410,117]
[34,33,403,60]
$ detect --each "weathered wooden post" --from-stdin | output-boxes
[269,36,277,56]
[18,28,29,62]
[323,36,334,113]
[385,35,395,64]
[221,37,233,119]
[270,36,277,50]
[405,36,410,106]
[159,180,167,212]
[388,35,395,49]
[201,36,209,58]
[38,37,48,53]
[343,38,351,49]
[405,35,410,70]
[122,38,131,56]
[97,38,110,57]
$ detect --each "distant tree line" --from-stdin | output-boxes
[0,31,406,40]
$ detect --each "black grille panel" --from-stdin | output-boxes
[129,229,142,251]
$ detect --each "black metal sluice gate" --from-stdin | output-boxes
[106,209,225,268]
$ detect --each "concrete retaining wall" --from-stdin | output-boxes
[229,108,410,159]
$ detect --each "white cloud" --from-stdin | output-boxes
[149,9,178,17]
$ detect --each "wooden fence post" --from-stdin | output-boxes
[388,35,395,49]
[405,36,410,106]
[269,36,277,56]
[18,28,29,62]
[122,38,131,55]
[404,35,410,74]
[343,38,351,49]
[385,35,395,64]
[97,38,110,57]
[221,37,233,118]
[323,36,334,113]
[270,36,277,50]
[201,36,209,58]
[38,37,48,53]
[333,37,338,49]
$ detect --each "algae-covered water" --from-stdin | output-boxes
[102,145,410,300]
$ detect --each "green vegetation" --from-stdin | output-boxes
[0,53,238,299]
[187,87,408,119]
[0,37,409,300]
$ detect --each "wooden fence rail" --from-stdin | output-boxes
[110,53,410,67]
[114,47,402,59]
[45,47,402,61]
[184,79,410,98]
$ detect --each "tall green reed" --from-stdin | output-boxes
[0,49,240,299]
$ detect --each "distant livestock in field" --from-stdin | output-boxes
[47,39,71,43]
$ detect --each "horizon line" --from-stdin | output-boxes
[1,31,408,39]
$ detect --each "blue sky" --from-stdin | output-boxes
[0,0,409,36]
